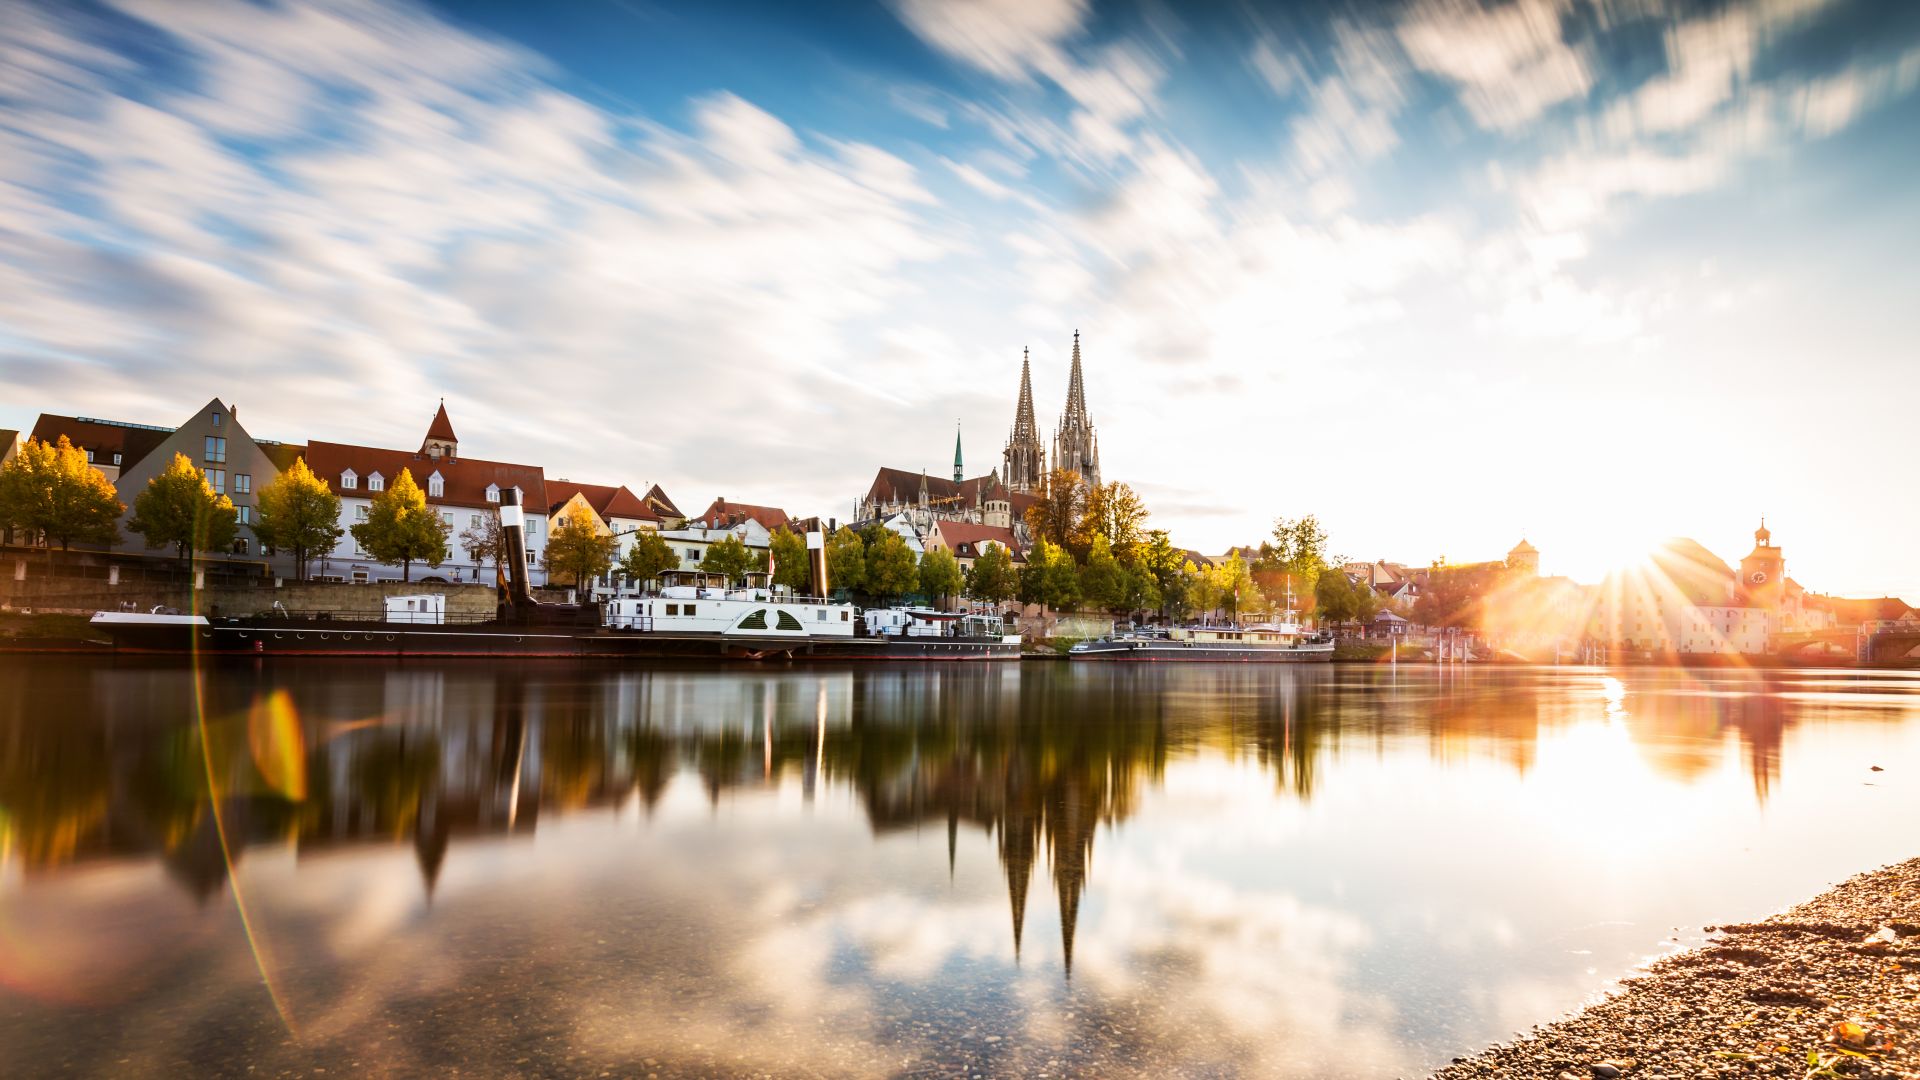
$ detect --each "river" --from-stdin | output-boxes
[2,659,1916,1077]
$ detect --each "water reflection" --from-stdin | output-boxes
[1,661,1915,1076]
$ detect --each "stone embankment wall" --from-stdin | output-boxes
[2,551,574,618]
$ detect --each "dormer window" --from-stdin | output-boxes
[485,484,500,503]
[341,469,358,490]
[427,471,444,498]
[368,472,385,492]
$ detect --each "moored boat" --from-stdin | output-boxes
[807,607,1022,661]
[1069,615,1334,662]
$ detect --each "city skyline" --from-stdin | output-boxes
[3,0,1918,596]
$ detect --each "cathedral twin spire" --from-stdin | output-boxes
[1001,332,1100,494]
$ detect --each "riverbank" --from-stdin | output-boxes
[1431,858,1920,1079]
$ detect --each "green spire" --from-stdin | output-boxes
[952,420,963,482]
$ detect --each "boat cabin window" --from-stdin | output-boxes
[777,611,804,631]
[684,604,696,616]
[665,604,678,616]
[816,609,827,621]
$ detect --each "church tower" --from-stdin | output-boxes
[1001,348,1046,494]
[422,400,458,461]
[1737,519,1786,610]
[953,422,964,483]
[1051,330,1100,490]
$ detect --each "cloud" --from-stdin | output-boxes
[1396,0,1593,133]
[891,0,1088,81]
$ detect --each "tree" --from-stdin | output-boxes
[620,531,678,590]
[701,533,754,585]
[1314,569,1357,624]
[349,468,447,583]
[1078,534,1127,613]
[1267,515,1332,603]
[1021,537,1081,610]
[965,543,1017,605]
[768,527,810,591]
[0,436,122,553]
[826,526,866,596]
[1213,552,1264,619]
[1023,468,1085,552]
[459,514,503,577]
[1186,560,1223,619]
[128,453,238,565]
[865,530,919,602]
[252,458,342,581]
[1137,531,1188,619]
[545,514,619,592]
[918,547,964,608]
[1121,563,1162,617]
[1076,481,1149,561]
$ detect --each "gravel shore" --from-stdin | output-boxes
[1431,859,1920,1080]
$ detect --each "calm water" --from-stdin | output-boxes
[2,660,1917,1077]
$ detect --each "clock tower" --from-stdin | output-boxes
[1736,519,1786,610]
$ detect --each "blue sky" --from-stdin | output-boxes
[2,0,1918,594]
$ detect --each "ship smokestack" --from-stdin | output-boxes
[498,487,533,609]
[807,530,828,598]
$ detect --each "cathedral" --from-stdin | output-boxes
[1002,331,1100,493]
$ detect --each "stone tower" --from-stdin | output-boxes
[1001,347,1046,494]
[1051,331,1100,490]
[1737,519,1786,609]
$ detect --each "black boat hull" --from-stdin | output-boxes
[1069,640,1334,662]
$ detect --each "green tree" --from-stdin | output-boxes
[1314,569,1355,624]
[1267,515,1332,603]
[252,457,342,581]
[1213,552,1264,618]
[965,543,1017,605]
[701,533,754,585]
[826,526,866,596]
[0,435,122,553]
[128,453,238,565]
[865,530,919,602]
[349,468,447,582]
[768,527,810,590]
[1078,534,1127,613]
[1136,530,1187,618]
[1186,560,1224,619]
[544,514,619,591]
[1121,562,1162,617]
[1350,575,1380,626]
[1022,468,1085,552]
[620,530,678,590]
[1076,481,1149,561]
[1021,537,1081,610]
[918,546,964,607]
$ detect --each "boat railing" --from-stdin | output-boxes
[237,609,497,626]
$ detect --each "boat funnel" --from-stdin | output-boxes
[807,530,828,598]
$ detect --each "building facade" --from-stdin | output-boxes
[106,398,294,569]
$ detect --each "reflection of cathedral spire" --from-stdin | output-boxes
[416,794,451,902]
[1000,813,1038,960]
[1049,785,1092,978]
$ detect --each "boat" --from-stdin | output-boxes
[805,607,1023,661]
[89,491,862,660]
[1069,614,1334,662]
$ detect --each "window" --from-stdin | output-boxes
[205,436,226,463]
[683,604,696,616]
[486,484,500,503]
[206,469,225,494]
[356,505,370,522]
[85,449,95,462]
[428,472,444,498]
[665,603,679,616]
[342,470,357,490]
[841,610,850,621]
[739,609,769,630]
[211,410,222,427]
[368,472,384,492]
[687,548,701,561]
[526,551,536,567]
[776,611,804,631]
[470,515,481,529]
[237,506,252,524]
[817,609,828,621]
[231,537,248,555]
[441,512,453,528]
[234,473,251,495]
[112,453,121,465]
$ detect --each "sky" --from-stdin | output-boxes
[1,0,1917,596]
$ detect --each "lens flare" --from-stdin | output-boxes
[248,690,307,803]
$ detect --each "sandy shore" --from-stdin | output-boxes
[1431,859,1920,1080]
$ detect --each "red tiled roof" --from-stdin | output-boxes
[258,442,306,473]
[30,414,173,473]
[303,440,544,511]
[547,479,658,522]
[930,520,1027,562]
[1806,595,1914,625]
[863,467,1039,519]
[694,498,789,533]
[425,402,458,445]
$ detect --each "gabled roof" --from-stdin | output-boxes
[425,402,458,445]
[30,414,173,472]
[693,498,790,533]
[863,466,1038,518]
[640,483,682,519]
[1806,595,1914,625]
[304,440,544,510]
[546,479,657,522]
[257,442,306,473]
[930,520,1027,562]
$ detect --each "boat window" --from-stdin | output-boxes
[740,609,768,630]
[841,610,849,621]
[665,604,679,616]
[816,609,827,621]
[684,604,696,616]
[777,611,804,631]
